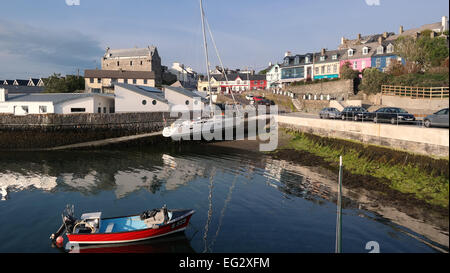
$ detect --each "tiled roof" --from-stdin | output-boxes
[340,42,380,60]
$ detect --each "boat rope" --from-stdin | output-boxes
[208,173,238,252]
[72,220,96,234]
[202,167,216,253]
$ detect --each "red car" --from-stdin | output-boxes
[252,96,264,102]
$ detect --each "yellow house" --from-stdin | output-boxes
[197,75,220,92]
[313,49,345,80]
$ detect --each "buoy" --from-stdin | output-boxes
[56,236,64,247]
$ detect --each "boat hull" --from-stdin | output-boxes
[67,211,194,245]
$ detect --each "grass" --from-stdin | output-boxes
[282,130,449,208]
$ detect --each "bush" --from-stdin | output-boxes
[340,62,360,80]
[359,68,392,94]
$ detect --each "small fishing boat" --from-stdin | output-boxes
[50,205,194,245]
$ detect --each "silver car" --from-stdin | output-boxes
[423,108,449,128]
[319,107,341,119]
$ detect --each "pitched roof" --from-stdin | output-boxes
[386,22,444,41]
[5,93,113,104]
[104,46,157,59]
[314,49,346,63]
[163,86,209,103]
[0,85,45,94]
[84,69,155,79]
[3,80,14,85]
[114,83,168,103]
[340,42,379,60]
[28,78,41,86]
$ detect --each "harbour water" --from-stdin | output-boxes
[0,143,447,253]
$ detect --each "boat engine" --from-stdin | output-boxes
[50,205,77,241]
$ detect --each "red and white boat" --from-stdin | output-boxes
[51,205,195,245]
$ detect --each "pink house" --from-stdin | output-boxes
[339,42,378,72]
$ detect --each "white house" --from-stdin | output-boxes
[266,63,282,89]
[0,88,114,115]
[114,83,170,112]
[168,62,198,89]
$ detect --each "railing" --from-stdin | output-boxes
[381,85,449,99]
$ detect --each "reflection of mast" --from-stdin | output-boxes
[208,174,238,252]
[202,167,216,253]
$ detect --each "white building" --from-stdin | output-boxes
[114,83,170,112]
[168,62,198,89]
[266,63,282,89]
[163,85,208,111]
[0,88,114,115]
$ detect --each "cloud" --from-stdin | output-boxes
[0,19,104,78]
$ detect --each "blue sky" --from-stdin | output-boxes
[0,0,448,79]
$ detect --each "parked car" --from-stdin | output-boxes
[369,107,416,124]
[319,107,341,119]
[245,94,254,100]
[340,106,370,121]
[423,108,449,128]
[252,96,264,102]
[256,99,275,106]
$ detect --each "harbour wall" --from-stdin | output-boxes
[0,112,177,150]
[277,115,449,157]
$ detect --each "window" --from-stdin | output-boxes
[260,81,264,84]
[98,107,101,113]
[386,57,391,67]
[133,79,137,84]
[144,79,148,84]
[284,57,289,64]
[320,56,325,61]
[362,47,368,55]
[332,55,337,60]
[39,106,47,113]
[140,61,143,65]
[305,56,310,63]
[321,66,325,74]
[333,64,337,73]
[97,78,101,84]
[111,78,117,83]
[185,100,190,105]
[109,107,115,113]
[117,61,120,66]
[348,49,354,56]
[362,60,366,69]
[71,108,85,113]
[353,61,357,69]
[387,44,394,53]
[315,67,319,75]
[103,107,106,113]
[376,58,381,68]
[377,46,384,54]
[326,65,331,73]
[130,61,133,66]
[152,100,157,105]
[90,78,94,83]
[142,100,147,105]
[294,56,300,64]
[254,81,258,84]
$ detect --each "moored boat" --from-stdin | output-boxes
[50,205,194,245]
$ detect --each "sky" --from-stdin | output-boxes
[0,0,448,79]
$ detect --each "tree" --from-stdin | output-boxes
[359,68,392,94]
[340,61,359,80]
[44,73,84,93]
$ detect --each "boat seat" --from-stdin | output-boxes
[144,210,165,227]
[105,222,114,233]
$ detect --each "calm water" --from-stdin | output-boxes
[0,143,445,253]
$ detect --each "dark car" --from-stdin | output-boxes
[423,108,449,128]
[340,106,370,121]
[319,107,341,119]
[256,99,275,106]
[370,107,416,124]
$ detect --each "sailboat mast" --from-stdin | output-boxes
[199,0,213,109]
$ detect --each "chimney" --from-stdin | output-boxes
[378,36,383,44]
[399,26,404,34]
[0,88,7,102]
[269,62,273,66]
[285,51,292,57]
[321,48,326,55]
[383,32,388,38]
[341,36,345,45]
[357,33,361,40]
[443,16,449,32]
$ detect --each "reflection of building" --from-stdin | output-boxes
[0,172,57,200]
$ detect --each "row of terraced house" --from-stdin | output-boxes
[265,16,449,89]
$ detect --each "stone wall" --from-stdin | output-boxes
[381,95,449,111]
[285,79,354,100]
[0,112,178,150]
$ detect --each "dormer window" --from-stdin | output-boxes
[348,49,354,56]
[284,57,289,65]
[294,56,300,65]
[377,46,384,54]
[305,56,310,63]
[332,55,337,60]
[362,47,369,55]
[386,44,394,53]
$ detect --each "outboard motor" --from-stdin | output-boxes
[162,205,169,224]
[50,205,77,241]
